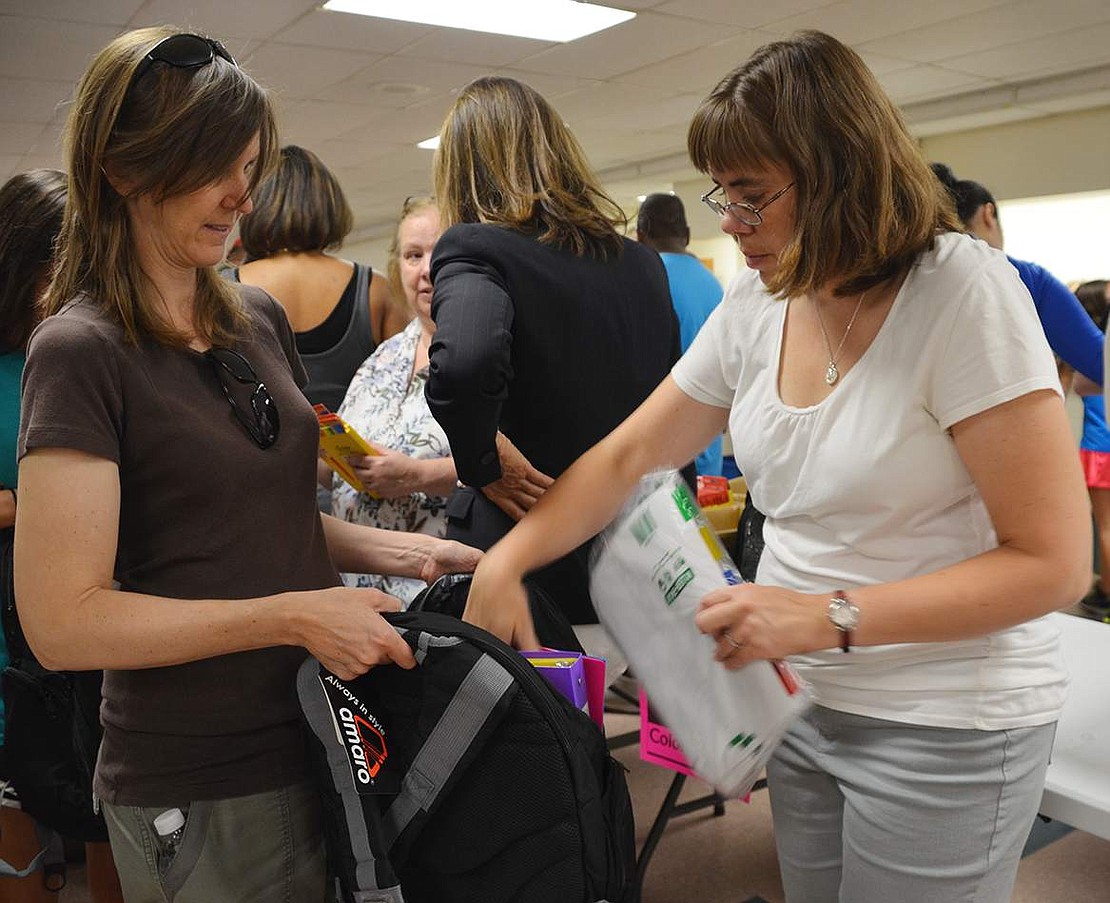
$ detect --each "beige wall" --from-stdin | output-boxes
[340,234,392,273]
[920,105,1110,201]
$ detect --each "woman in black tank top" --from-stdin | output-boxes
[234,145,411,410]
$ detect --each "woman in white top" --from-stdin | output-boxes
[460,30,1090,903]
[331,198,454,602]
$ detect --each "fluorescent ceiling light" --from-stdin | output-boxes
[323,0,635,43]
[417,135,440,150]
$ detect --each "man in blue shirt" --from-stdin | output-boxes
[637,193,724,475]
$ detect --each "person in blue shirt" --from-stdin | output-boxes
[1073,280,1110,619]
[931,163,1103,386]
[636,193,725,475]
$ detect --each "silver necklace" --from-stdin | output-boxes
[812,289,867,386]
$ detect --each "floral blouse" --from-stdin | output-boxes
[333,319,451,604]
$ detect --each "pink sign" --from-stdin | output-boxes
[638,688,753,801]
[638,687,697,778]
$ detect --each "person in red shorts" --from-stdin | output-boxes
[1075,280,1110,619]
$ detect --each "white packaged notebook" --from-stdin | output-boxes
[589,470,811,797]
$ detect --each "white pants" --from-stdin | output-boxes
[767,705,1056,903]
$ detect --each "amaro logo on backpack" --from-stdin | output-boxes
[320,673,394,794]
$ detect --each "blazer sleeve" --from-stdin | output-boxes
[425,225,515,487]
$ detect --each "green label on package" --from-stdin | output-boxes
[672,483,698,522]
[652,548,694,606]
[630,509,656,546]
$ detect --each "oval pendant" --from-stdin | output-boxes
[825,362,839,385]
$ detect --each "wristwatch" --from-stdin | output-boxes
[827,590,859,653]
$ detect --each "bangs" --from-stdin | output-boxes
[687,90,781,177]
[118,60,277,202]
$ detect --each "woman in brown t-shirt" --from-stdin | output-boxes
[14,27,480,903]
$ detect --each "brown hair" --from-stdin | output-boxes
[386,196,438,311]
[0,169,66,353]
[1075,280,1110,333]
[434,76,625,259]
[238,145,353,260]
[687,30,960,298]
[46,26,279,347]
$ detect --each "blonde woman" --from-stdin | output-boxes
[14,28,478,902]
[461,32,1089,902]
[426,76,684,635]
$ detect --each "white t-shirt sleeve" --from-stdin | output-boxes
[671,280,744,409]
[926,252,1061,431]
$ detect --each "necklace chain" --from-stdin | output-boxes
[812,289,867,386]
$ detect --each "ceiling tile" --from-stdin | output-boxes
[878,65,992,105]
[580,128,688,170]
[397,29,556,68]
[0,78,75,124]
[325,55,490,106]
[0,1,144,24]
[511,11,726,81]
[761,0,1013,46]
[860,0,1110,65]
[490,69,598,100]
[613,30,768,92]
[310,139,404,171]
[335,98,452,146]
[0,16,121,81]
[561,86,702,133]
[130,0,315,41]
[273,98,386,144]
[655,0,838,29]
[0,122,49,157]
[242,42,378,101]
[939,22,1110,81]
[0,155,23,182]
[272,7,430,53]
[855,50,918,77]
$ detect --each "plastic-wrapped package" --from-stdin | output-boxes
[589,470,811,797]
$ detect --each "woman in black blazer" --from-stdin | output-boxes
[425,76,684,647]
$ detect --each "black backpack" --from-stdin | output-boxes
[296,607,637,903]
[1,526,107,842]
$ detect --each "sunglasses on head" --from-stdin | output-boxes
[205,347,280,450]
[128,33,236,94]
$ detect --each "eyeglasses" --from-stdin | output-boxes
[700,182,794,226]
[205,348,280,449]
[127,33,236,95]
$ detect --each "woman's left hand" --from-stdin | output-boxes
[419,539,483,585]
[693,583,830,669]
[349,444,423,499]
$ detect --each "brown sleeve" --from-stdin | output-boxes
[19,314,124,464]
[241,284,310,391]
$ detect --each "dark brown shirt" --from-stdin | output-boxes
[19,286,337,805]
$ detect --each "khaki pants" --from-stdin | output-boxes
[102,782,326,903]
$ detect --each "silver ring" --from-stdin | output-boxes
[723,630,743,651]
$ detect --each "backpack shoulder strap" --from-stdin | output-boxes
[381,630,515,847]
[296,659,406,903]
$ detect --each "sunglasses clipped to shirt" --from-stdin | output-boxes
[127,33,236,94]
[205,348,280,450]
